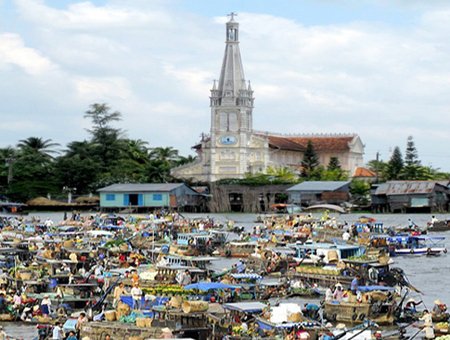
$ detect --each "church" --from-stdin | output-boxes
[172,15,364,183]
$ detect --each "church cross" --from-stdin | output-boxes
[227,12,237,21]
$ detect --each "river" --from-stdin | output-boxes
[2,211,449,339]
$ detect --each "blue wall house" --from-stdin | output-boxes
[287,181,351,206]
[98,183,206,212]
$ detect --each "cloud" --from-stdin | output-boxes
[1,1,450,170]
[0,33,55,75]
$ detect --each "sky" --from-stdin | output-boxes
[1,0,450,170]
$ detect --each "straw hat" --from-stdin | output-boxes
[161,327,172,333]
[336,323,346,330]
[435,299,443,305]
[407,298,417,304]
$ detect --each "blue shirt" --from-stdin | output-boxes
[351,278,359,291]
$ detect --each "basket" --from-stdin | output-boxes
[169,296,183,309]
[116,302,131,319]
[19,271,32,281]
[287,312,303,322]
[135,317,152,328]
[105,310,116,321]
[63,240,74,248]
[181,301,209,314]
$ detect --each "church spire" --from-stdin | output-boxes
[215,12,249,105]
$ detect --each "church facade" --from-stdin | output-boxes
[172,16,364,183]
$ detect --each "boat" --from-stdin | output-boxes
[323,286,397,325]
[220,241,258,258]
[388,235,447,256]
[428,220,450,232]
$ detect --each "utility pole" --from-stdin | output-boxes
[375,152,380,183]
[5,158,15,184]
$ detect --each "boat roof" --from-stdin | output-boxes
[231,273,262,280]
[293,242,361,250]
[223,301,266,313]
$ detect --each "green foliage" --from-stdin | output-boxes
[350,179,371,206]
[327,157,341,171]
[404,136,420,167]
[385,146,404,180]
[301,140,319,178]
[367,159,387,182]
[1,103,196,202]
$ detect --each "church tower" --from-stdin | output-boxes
[209,13,257,181]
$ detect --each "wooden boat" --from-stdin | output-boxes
[428,220,450,232]
[323,287,396,325]
[220,241,258,258]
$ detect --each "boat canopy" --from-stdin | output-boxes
[184,282,240,291]
[231,273,262,280]
[304,204,346,214]
[357,285,395,292]
[223,301,267,313]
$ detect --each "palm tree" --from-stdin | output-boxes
[17,137,60,158]
[149,147,179,162]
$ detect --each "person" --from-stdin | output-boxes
[66,331,78,340]
[333,283,344,301]
[404,298,422,314]
[303,303,320,320]
[160,327,173,339]
[420,310,434,339]
[342,230,351,241]
[0,293,6,314]
[0,326,7,340]
[351,275,360,295]
[113,282,126,308]
[430,215,439,227]
[76,312,88,331]
[433,299,447,316]
[408,218,417,230]
[41,294,52,316]
[325,285,333,302]
[131,283,142,310]
[178,270,192,286]
[13,291,21,309]
[52,322,63,340]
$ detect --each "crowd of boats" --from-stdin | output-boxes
[0,211,448,339]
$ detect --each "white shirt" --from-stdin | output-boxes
[52,325,62,339]
[131,287,142,300]
[342,232,351,241]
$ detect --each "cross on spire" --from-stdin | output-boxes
[227,12,237,21]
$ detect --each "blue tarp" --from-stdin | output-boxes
[63,319,77,332]
[231,273,262,280]
[357,285,395,292]
[119,295,169,309]
[184,282,240,291]
[223,302,267,313]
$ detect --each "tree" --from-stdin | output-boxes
[266,166,298,183]
[350,179,371,206]
[367,159,387,182]
[404,136,420,166]
[327,157,341,171]
[402,136,421,180]
[84,103,124,169]
[385,147,404,180]
[301,140,319,178]
[17,137,59,159]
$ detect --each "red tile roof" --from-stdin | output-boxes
[353,167,376,177]
[267,135,354,152]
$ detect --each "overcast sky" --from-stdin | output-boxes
[1,0,450,170]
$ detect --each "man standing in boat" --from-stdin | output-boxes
[351,274,361,295]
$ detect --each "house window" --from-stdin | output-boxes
[153,194,163,201]
[106,194,115,201]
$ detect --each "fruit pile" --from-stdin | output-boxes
[296,266,340,275]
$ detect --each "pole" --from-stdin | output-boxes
[375,151,380,183]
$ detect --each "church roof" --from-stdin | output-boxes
[266,135,356,152]
[353,167,376,177]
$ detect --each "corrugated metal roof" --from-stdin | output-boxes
[287,181,350,192]
[374,181,447,196]
[97,183,185,192]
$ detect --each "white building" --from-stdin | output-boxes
[172,15,364,182]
